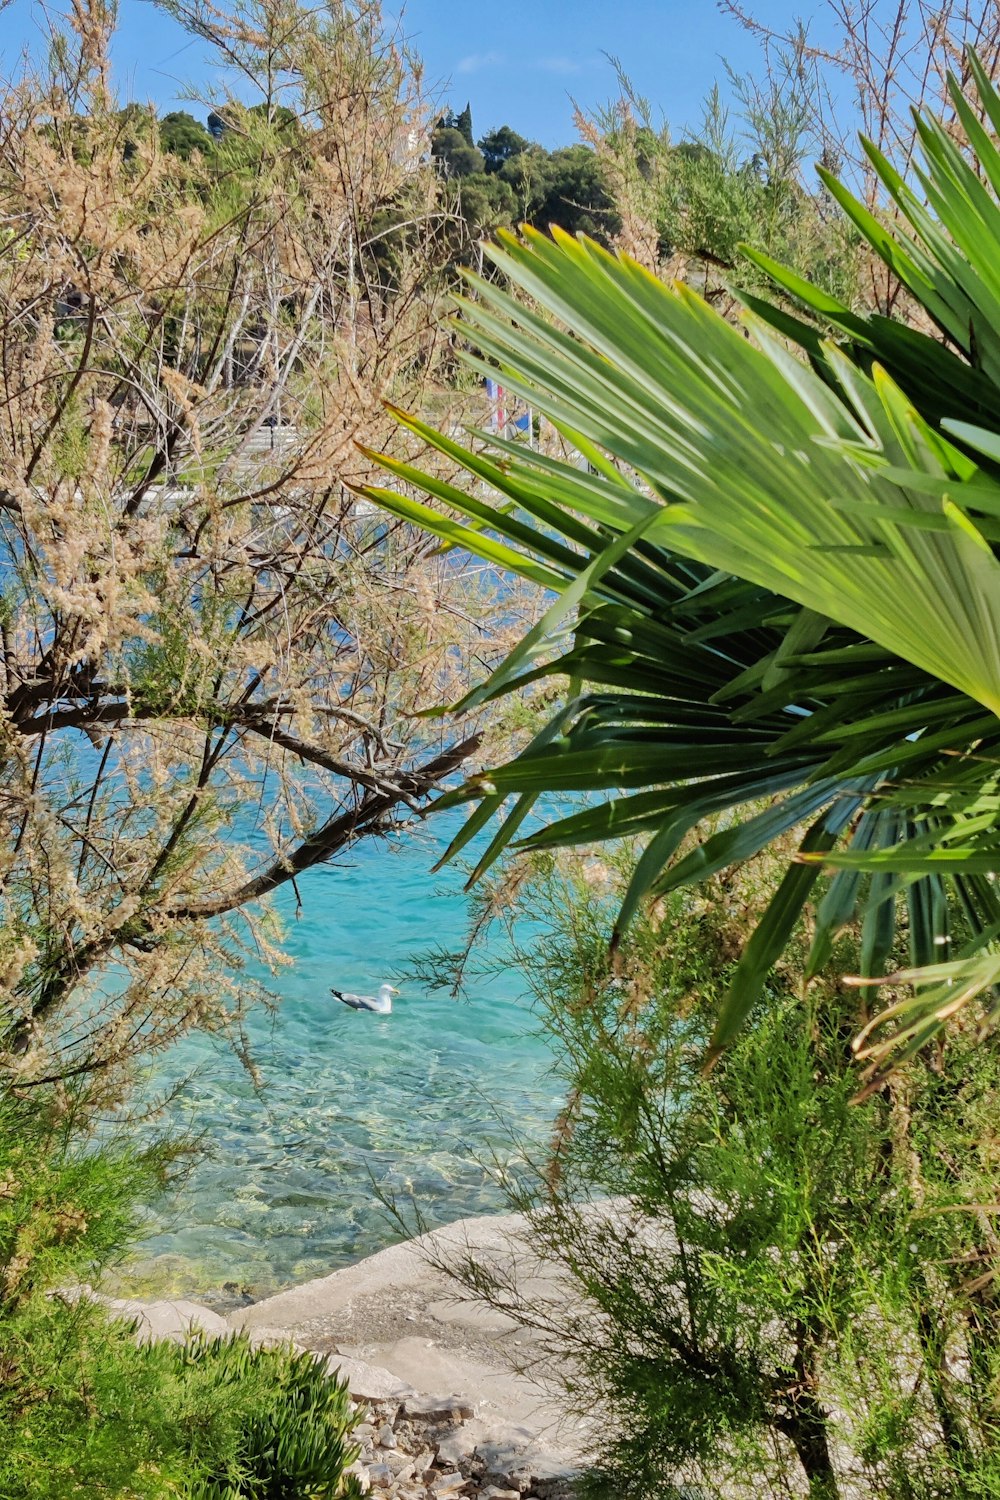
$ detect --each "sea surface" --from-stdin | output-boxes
[125,814,561,1299]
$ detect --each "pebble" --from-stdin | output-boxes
[345,1387,577,1500]
[484,1467,531,1496]
[436,1430,476,1468]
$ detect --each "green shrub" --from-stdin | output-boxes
[171,1334,361,1500]
[441,849,1000,1500]
[1,1295,185,1499]
[0,1088,179,1498]
[1,1309,362,1499]
[0,1092,361,1498]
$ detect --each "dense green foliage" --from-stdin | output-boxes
[431,104,620,252]
[365,51,1000,1081]
[0,1096,171,1311]
[3,1314,361,1499]
[117,95,620,266]
[0,1098,176,1496]
[172,1335,361,1500]
[447,850,1000,1497]
[159,111,215,160]
[0,1094,360,1498]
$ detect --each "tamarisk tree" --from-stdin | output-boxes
[0,0,500,1099]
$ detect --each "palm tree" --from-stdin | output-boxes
[361,52,1000,1087]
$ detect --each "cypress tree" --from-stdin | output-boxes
[455,101,474,146]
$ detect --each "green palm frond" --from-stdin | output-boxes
[360,51,1000,1082]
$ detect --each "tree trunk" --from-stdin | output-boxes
[776,1325,840,1500]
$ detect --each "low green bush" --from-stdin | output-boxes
[172,1334,362,1500]
[1,1307,363,1499]
[1,1294,185,1499]
[0,1092,361,1498]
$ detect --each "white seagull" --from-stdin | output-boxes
[331,982,399,1015]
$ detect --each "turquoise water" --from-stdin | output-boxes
[128,816,560,1298]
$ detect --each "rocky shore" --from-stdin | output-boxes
[334,1382,577,1499]
[103,1211,591,1500]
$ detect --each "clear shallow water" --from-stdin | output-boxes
[126,817,560,1298]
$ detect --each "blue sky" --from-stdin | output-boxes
[397,0,837,146]
[0,0,837,147]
